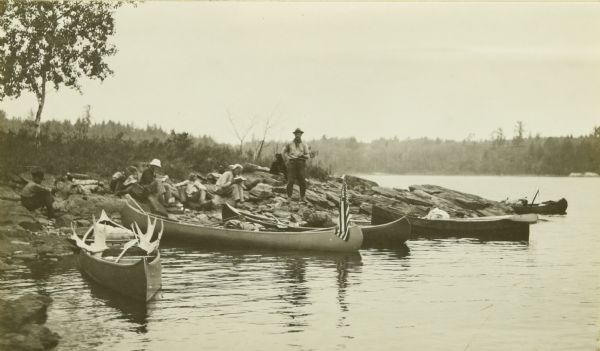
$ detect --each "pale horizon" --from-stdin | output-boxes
[1,1,599,143]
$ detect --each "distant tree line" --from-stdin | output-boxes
[1,111,598,177]
[305,127,600,176]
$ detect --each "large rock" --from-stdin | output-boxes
[0,225,32,239]
[0,186,20,201]
[371,186,400,198]
[304,190,330,208]
[0,294,51,328]
[392,188,434,207]
[242,163,270,173]
[0,294,60,351]
[0,199,42,232]
[408,184,512,216]
[272,209,292,219]
[55,194,125,219]
[301,209,335,227]
[249,183,274,200]
[53,214,77,228]
[324,191,340,206]
[370,195,429,217]
[371,186,434,207]
[344,175,378,190]
[272,186,287,195]
[243,172,279,186]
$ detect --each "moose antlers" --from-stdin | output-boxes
[130,216,164,254]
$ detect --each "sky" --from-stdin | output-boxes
[2,2,600,143]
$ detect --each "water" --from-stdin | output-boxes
[1,175,599,351]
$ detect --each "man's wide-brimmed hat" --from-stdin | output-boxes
[293,128,304,134]
[230,164,243,170]
[149,159,162,168]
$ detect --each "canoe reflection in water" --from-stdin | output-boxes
[267,251,364,333]
[277,257,310,331]
[162,246,364,334]
[79,272,150,333]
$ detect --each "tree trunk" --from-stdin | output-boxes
[254,139,265,162]
[34,80,46,146]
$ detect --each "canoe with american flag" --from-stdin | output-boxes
[122,195,363,253]
[221,175,411,248]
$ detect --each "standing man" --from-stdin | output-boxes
[282,128,310,203]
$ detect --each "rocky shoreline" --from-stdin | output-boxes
[0,169,516,350]
[0,169,515,263]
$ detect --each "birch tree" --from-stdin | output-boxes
[0,0,123,142]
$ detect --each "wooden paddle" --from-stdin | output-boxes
[530,189,539,207]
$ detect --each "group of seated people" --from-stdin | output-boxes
[109,159,248,216]
[21,156,277,219]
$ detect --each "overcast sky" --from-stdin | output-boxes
[2,2,599,143]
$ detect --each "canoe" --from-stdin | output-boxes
[121,196,363,252]
[221,203,412,248]
[78,249,161,302]
[70,210,163,302]
[371,205,537,241]
[512,198,568,215]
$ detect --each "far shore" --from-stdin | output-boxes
[355,172,600,178]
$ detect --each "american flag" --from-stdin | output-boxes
[336,175,351,241]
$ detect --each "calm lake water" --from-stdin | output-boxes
[1,175,599,351]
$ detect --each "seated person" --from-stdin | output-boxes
[161,175,183,204]
[215,164,245,204]
[203,172,219,194]
[177,173,213,209]
[53,173,78,198]
[139,159,169,216]
[115,166,140,196]
[110,171,125,193]
[269,153,287,180]
[21,170,55,218]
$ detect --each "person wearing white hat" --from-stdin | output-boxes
[140,159,162,185]
[139,158,170,215]
[149,159,161,168]
[215,164,245,204]
[282,128,310,203]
